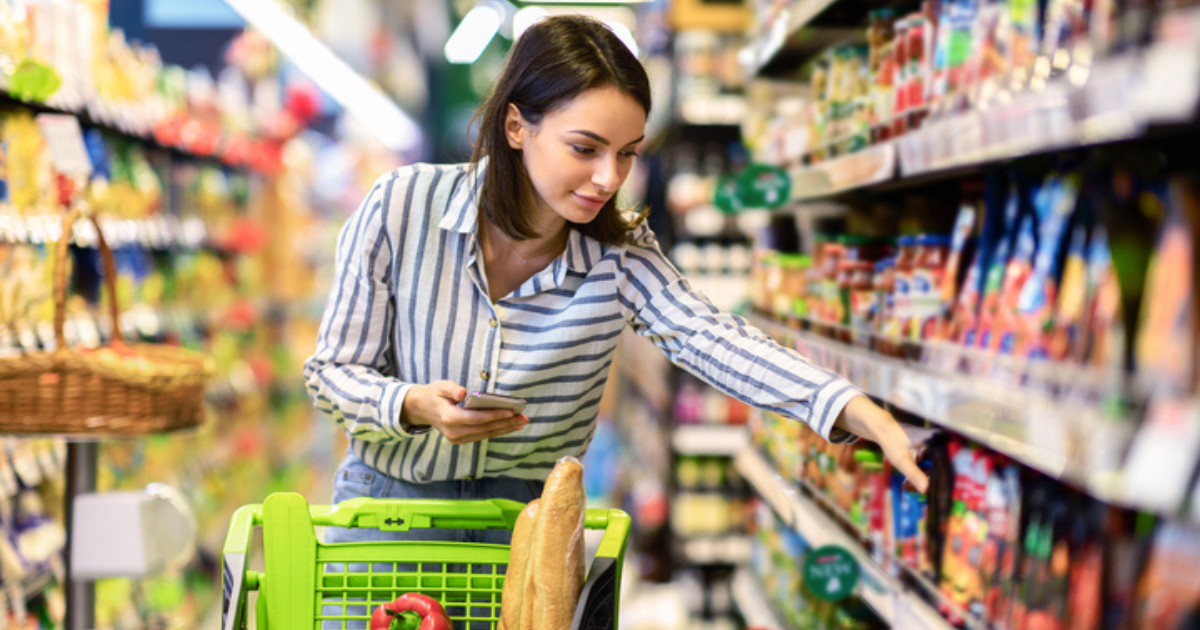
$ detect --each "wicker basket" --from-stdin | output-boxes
[0,208,215,436]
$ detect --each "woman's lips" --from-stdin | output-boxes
[573,193,607,211]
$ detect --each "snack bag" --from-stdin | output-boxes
[1047,221,1090,361]
[1134,175,1197,393]
[1133,520,1200,630]
[1017,173,1079,358]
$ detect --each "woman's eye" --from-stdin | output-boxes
[572,145,595,155]
[620,151,639,159]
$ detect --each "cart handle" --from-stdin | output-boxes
[223,500,629,554]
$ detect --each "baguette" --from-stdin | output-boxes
[499,499,540,630]
[530,458,586,630]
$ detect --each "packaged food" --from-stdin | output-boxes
[1047,221,1090,362]
[1016,173,1079,357]
[982,460,1022,630]
[888,235,920,350]
[990,207,1037,354]
[1135,176,1197,393]
[1133,520,1200,629]
[910,234,951,342]
[846,261,878,348]
[781,254,813,323]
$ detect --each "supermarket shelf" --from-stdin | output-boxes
[745,312,1200,522]
[677,535,754,566]
[0,89,254,169]
[732,568,787,630]
[672,424,750,456]
[733,446,964,630]
[745,0,871,77]
[771,14,1200,202]
[789,141,895,202]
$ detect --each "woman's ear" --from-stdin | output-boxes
[505,103,527,150]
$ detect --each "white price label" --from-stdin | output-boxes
[1121,398,1200,512]
[35,114,92,178]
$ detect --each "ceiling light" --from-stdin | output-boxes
[220,0,421,153]
[444,2,504,64]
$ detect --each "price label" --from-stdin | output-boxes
[803,544,859,602]
[35,114,92,177]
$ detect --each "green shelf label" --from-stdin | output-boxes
[803,544,859,602]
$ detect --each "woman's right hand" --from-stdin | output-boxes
[402,381,529,444]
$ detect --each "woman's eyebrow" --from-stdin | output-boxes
[569,130,645,147]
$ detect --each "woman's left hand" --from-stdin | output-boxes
[833,395,929,494]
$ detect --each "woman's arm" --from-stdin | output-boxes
[619,226,926,490]
[303,177,417,443]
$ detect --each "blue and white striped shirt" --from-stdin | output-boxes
[303,161,861,483]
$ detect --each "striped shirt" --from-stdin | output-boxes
[303,161,861,483]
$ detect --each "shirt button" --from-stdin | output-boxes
[480,371,490,380]
[488,318,498,328]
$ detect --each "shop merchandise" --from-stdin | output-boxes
[746,412,1200,630]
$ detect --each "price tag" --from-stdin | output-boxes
[35,115,92,178]
[10,447,41,487]
[1120,398,1200,513]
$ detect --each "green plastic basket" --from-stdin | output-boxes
[221,492,630,630]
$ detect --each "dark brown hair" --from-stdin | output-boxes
[470,14,651,245]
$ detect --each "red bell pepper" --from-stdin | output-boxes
[369,593,454,630]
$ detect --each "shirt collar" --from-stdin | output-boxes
[440,156,606,288]
[438,159,485,235]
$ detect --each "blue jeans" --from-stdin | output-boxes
[323,449,544,545]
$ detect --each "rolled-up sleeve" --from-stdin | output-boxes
[619,227,861,442]
[303,175,417,442]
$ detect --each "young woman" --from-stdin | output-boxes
[305,14,927,545]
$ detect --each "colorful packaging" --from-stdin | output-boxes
[1133,520,1200,630]
[890,236,920,347]
[938,200,979,334]
[910,234,951,341]
[982,460,1022,630]
[1047,221,1090,362]
[939,441,990,622]
[1017,173,1080,358]
[990,206,1037,354]
[1083,227,1123,369]
[1135,176,1197,393]
[1066,500,1105,630]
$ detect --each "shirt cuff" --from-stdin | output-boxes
[809,376,863,443]
[380,382,420,439]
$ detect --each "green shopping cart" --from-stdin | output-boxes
[221,492,631,630]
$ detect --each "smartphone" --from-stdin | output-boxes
[460,391,527,414]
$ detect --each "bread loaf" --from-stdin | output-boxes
[499,499,540,630]
[530,458,586,630]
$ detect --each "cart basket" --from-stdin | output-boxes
[221,492,630,630]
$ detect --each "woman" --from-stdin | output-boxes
[305,14,927,545]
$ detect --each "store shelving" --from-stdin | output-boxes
[672,424,750,457]
[750,6,1200,206]
[772,41,1200,204]
[745,0,869,77]
[733,445,970,630]
[741,311,1200,517]
[731,567,786,630]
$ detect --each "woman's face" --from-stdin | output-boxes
[505,86,646,229]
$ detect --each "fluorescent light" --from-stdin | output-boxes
[220,0,421,153]
[444,3,504,64]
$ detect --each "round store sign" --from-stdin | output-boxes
[803,545,859,602]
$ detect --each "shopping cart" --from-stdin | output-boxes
[221,492,630,630]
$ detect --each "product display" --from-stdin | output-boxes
[1,1,1197,629]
